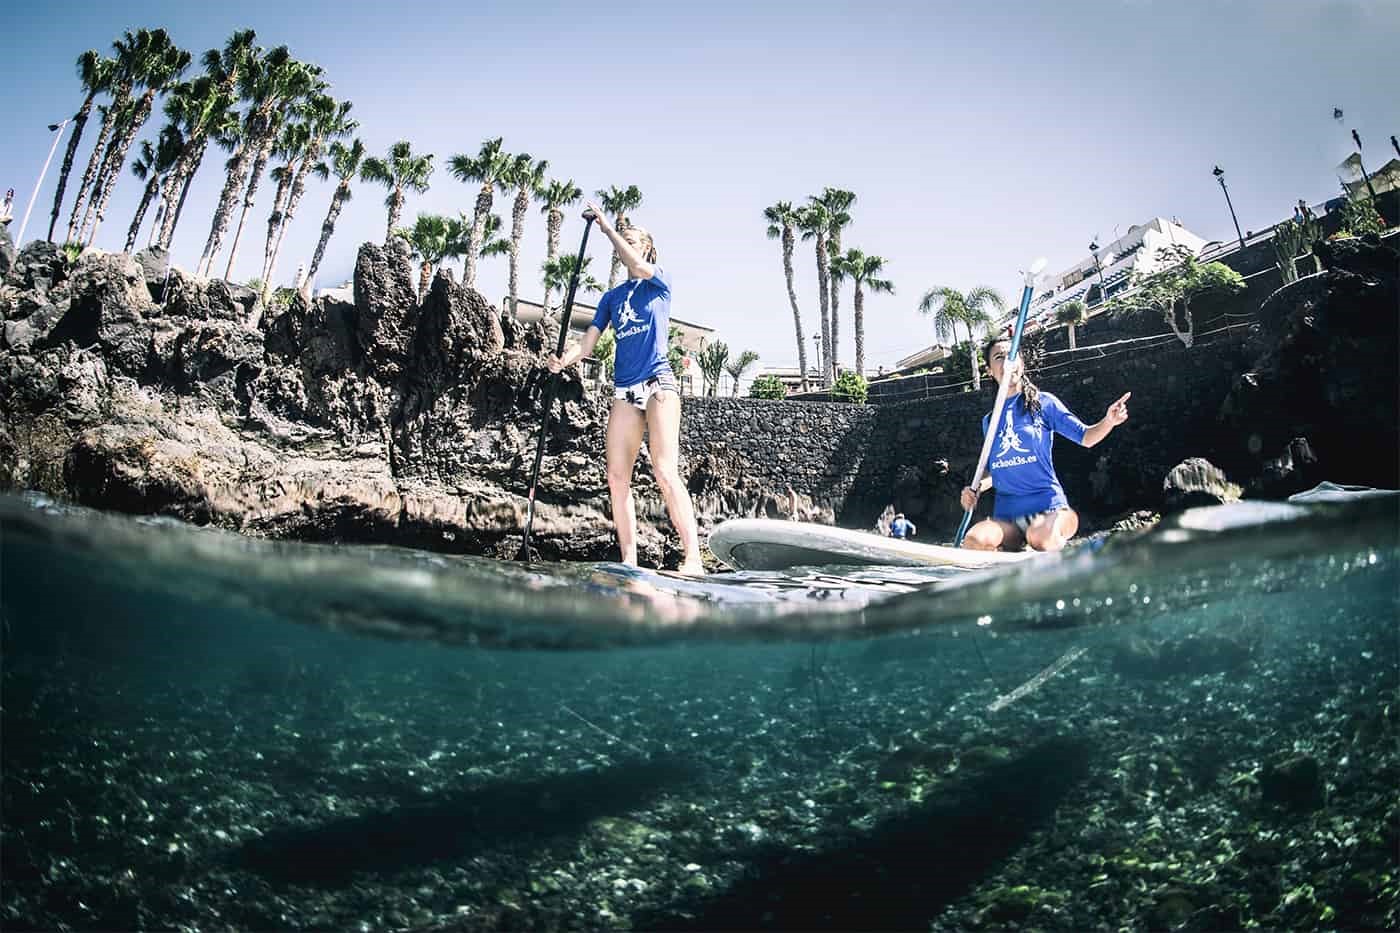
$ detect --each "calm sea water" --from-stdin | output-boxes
[2,492,1396,930]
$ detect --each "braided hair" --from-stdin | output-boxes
[983,336,1041,416]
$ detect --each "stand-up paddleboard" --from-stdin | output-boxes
[708,518,1036,572]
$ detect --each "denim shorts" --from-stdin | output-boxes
[614,370,679,411]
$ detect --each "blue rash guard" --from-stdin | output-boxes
[591,267,673,387]
[980,391,1089,521]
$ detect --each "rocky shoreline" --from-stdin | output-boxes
[2,227,1395,565]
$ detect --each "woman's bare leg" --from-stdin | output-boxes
[962,518,1024,551]
[645,391,703,573]
[605,401,646,565]
[1025,508,1079,551]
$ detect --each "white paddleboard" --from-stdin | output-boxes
[708,518,1036,572]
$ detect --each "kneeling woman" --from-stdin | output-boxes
[548,203,703,574]
[960,336,1131,552]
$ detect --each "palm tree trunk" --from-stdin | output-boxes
[781,226,808,392]
[225,136,274,279]
[305,183,349,297]
[1067,324,1077,350]
[148,194,165,248]
[508,187,527,317]
[159,139,204,250]
[384,188,403,244]
[259,160,297,289]
[853,284,865,378]
[419,260,432,302]
[86,91,156,246]
[829,235,842,383]
[67,83,129,242]
[464,185,491,289]
[48,94,97,242]
[966,322,981,391]
[263,141,321,298]
[814,234,831,386]
[542,208,562,313]
[198,132,258,277]
[125,174,161,253]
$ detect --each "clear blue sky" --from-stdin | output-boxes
[5,0,1397,373]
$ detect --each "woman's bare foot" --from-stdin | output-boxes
[677,557,705,576]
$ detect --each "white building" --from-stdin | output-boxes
[1025,217,1211,324]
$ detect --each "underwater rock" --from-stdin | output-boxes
[1259,754,1326,811]
[1110,632,1253,679]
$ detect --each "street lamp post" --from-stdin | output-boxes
[1349,129,1381,204]
[1212,165,1246,250]
[14,120,70,250]
[1088,240,1109,307]
[811,332,822,387]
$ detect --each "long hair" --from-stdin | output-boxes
[983,336,1041,416]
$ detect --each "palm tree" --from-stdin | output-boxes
[538,178,582,312]
[83,32,191,246]
[724,350,761,397]
[302,137,367,298]
[595,184,643,288]
[361,140,434,246]
[397,213,460,301]
[48,49,115,242]
[199,45,322,278]
[541,253,602,310]
[156,30,256,252]
[917,285,1006,391]
[447,137,513,290]
[697,341,730,397]
[831,249,893,378]
[124,126,183,253]
[500,154,548,318]
[797,202,833,386]
[1056,300,1087,350]
[479,212,510,260]
[224,65,326,280]
[261,96,355,299]
[65,29,155,243]
[764,200,808,392]
[815,187,855,383]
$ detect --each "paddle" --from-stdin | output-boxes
[952,258,1048,548]
[517,211,596,562]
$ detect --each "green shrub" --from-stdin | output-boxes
[1338,196,1384,237]
[749,373,786,399]
[831,371,868,404]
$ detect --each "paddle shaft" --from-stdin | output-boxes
[519,216,595,561]
[953,276,1039,547]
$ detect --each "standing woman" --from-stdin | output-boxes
[959,336,1130,552]
[548,202,704,574]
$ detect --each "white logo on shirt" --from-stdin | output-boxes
[995,408,1030,457]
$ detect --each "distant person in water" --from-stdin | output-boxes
[889,512,916,539]
[548,202,703,574]
[959,336,1130,552]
